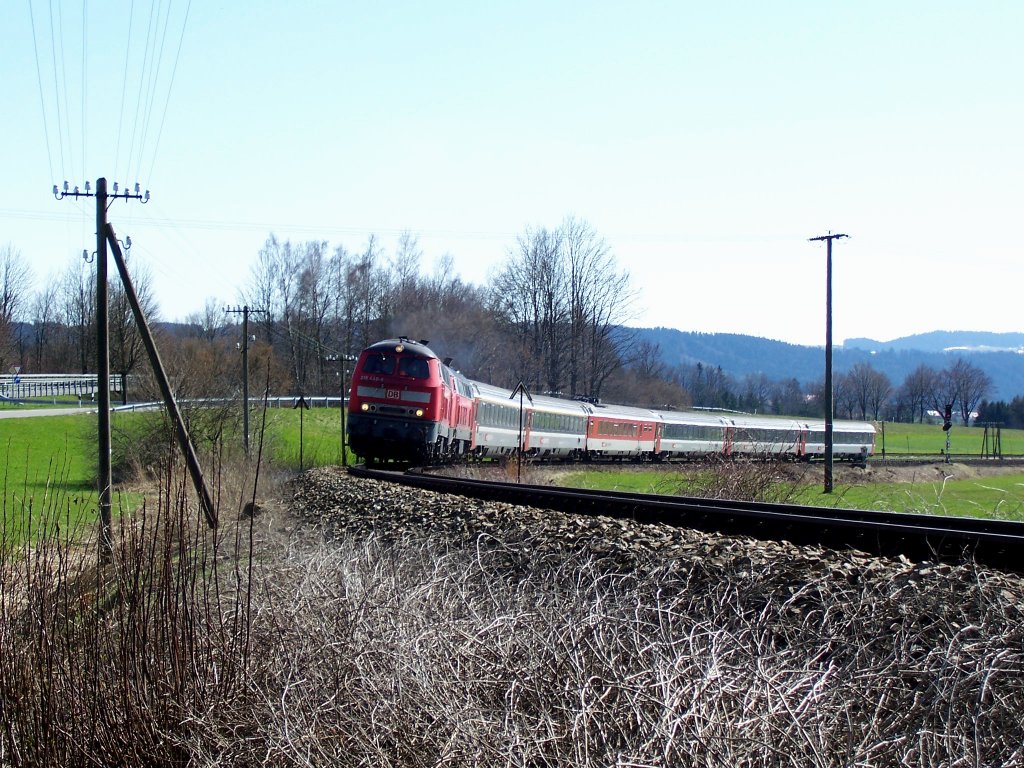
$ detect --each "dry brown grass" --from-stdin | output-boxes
[1,458,1023,766]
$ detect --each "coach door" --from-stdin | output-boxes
[522,409,534,454]
[723,423,735,456]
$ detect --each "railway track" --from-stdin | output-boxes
[871,455,1024,466]
[349,464,1024,574]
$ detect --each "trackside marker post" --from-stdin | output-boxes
[510,382,533,483]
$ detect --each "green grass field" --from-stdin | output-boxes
[6,407,1024,534]
[551,421,1024,520]
[1,414,100,537]
[557,465,1024,521]
[0,399,88,410]
[791,472,1024,519]
[1,406,351,539]
[874,421,1023,457]
[256,407,350,469]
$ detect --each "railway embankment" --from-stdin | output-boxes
[287,466,1024,765]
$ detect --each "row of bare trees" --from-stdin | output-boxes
[4,220,639,406]
[0,230,997,422]
[632,356,993,426]
[1,244,158,403]
[240,232,502,395]
[887,360,993,425]
[234,218,640,401]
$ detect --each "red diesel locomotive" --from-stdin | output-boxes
[346,338,474,462]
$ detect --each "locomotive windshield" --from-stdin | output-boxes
[363,354,396,374]
[399,357,430,379]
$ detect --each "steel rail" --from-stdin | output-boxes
[348,465,1024,574]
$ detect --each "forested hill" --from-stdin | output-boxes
[635,328,1024,401]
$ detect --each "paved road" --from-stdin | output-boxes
[0,407,97,419]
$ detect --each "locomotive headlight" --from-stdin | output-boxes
[361,403,369,412]
[415,408,424,417]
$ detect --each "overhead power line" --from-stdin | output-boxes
[144,0,192,185]
[28,0,56,185]
[114,0,137,182]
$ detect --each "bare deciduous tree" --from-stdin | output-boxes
[928,363,960,423]
[185,297,225,342]
[59,259,96,373]
[628,339,667,381]
[845,362,892,420]
[948,357,992,426]
[391,230,423,308]
[29,278,59,371]
[740,372,773,413]
[490,218,634,398]
[109,262,160,404]
[681,361,736,409]
[898,364,937,423]
[0,244,33,373]
[832,371,857,419]
[491,226,567,393]
[563,216,635,398]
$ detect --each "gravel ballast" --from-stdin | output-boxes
[282,466,1024,767]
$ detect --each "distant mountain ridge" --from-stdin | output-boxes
[633,328,1024,401]
[844,331,1024,354]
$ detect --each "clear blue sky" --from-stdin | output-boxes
[3,1,1022,347]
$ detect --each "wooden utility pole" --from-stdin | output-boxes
[225,305,264,454]
[324,354,354,466]
[96,179,112,555]
[56,179,216,553]
[809,232,848,494]
[294,395,310,470]
[55,178,149,560]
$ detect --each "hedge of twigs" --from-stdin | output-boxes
[1,463,1023,766]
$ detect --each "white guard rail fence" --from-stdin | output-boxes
[112,396,348,412]
[0,374,123,400]
[0,375,345,411]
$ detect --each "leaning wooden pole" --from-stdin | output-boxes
[106,225,216,528]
